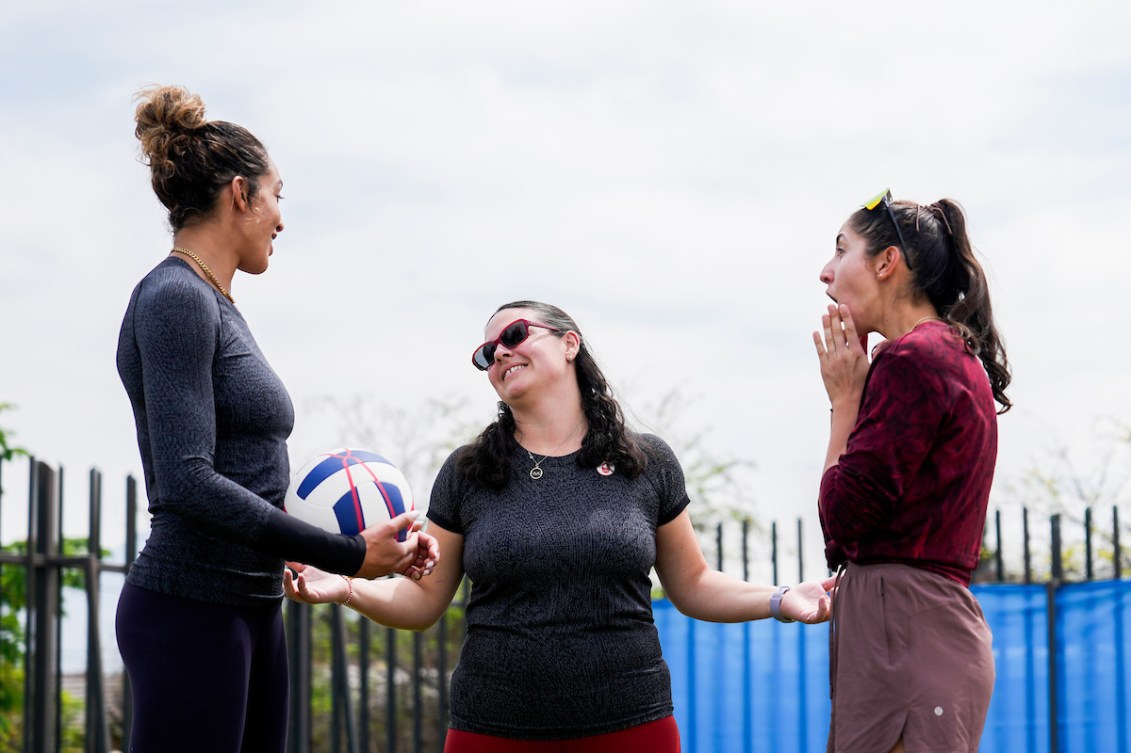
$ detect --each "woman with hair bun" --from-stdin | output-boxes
[287,300,836,752]
[116,85,438,752]
[813,190,1012,753]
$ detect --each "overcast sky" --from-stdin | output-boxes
[2,1,1129,576]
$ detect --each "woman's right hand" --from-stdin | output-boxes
[813,303,869,409]
[354,511,438,580]
[284,562,347,604]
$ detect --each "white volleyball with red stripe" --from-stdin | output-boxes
[285,448,414,540]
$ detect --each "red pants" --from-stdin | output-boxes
[444,716,680,753]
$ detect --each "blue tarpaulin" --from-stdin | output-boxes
[654,580,1131,753]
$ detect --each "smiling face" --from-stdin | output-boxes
[818,220,883,333]
[237,159,285,275]
[482,307,575,404]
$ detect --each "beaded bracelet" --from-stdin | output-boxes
[340,575,355,607]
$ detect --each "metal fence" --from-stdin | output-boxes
[0,455,1127,753]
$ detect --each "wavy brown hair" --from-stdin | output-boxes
[457,301,647,490]
[850,197,1012,412]
[134,84,271,230]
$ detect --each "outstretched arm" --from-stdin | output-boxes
[286,521,464,631]
[654,510,833,624]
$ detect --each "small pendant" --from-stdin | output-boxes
[529,467,543,480]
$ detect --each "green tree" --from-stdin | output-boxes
[0,404,27,464]
[0,406,99,751]
[0,403,25,746]
[0,539,99,751]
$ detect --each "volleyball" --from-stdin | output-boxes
[285,448,415,539]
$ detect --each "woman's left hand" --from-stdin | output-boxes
[780,575,838,624]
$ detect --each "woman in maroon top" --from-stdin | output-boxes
[812,190,1011,753]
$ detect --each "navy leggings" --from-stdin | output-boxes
[116,582,289,753]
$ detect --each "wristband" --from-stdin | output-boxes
[340,575,355,607]
[770,585,795,623]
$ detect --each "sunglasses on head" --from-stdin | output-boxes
[863,188,913,270]
[471,319,563,371]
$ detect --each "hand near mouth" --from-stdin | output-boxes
[812,303,869,410]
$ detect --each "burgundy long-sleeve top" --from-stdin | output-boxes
[819,321,998,587]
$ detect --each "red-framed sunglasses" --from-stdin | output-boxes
[471,319,563,371]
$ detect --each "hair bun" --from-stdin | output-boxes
[133,85,208,167]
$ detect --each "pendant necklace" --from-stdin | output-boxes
[524,419,584,480]
[527,452,549,480]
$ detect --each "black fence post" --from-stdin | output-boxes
[715,522,724,572]
[55,466,65,753]
[86,468,111,753]
[994,509,1004,582]
[741,519,750,582]
[386,627,398,753]
[1048,514,1062,753]
[22,457,34,753]
[770,521,779,585]
[1023,507,1032,584]
[1085,507,1094,581]
[796,518,804,582]
[26,459,61,753]
[413,632,424,753]
[359,618,372,753]
[1115,506,1122,580]
[438,611,449,750]
[329,608,359,753]
[287,601,312,753]
[121,475,139,751]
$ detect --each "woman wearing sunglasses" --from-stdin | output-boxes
[813,191,1011,753]
[287,300,836,752]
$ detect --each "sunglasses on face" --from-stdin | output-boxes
[471,319,563,371]
[863,188,913,270]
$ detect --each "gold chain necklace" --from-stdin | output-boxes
[171,247,234,304]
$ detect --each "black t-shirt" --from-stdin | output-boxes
[427,433,690,739]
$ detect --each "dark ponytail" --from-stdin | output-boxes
[850,198,1012,412]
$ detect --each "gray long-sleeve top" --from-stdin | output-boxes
[117,257,363,606]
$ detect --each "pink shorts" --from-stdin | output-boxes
[443,716,680,753]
